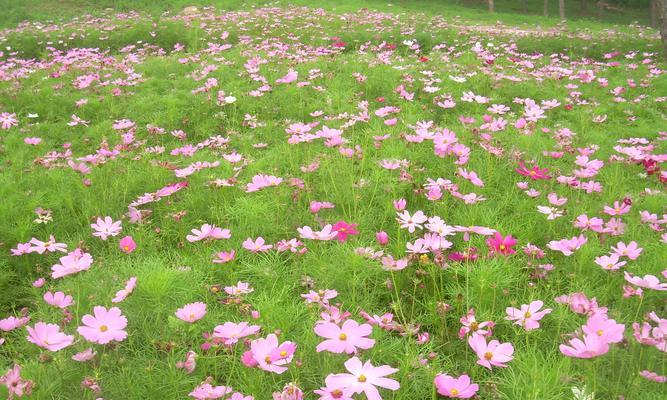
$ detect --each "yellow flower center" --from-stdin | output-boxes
[123,245,130,251]
[265,356,271,363]
[597,329,604,336]
[471,322,479,331]
[100,325,108,332]
[499,244,506,250]
[358,375,367,382]
[189,313,195,320]
[484,351,493,360]
[331,389,343,398]
[280,350,287,357]
[524,311,532,318]
[451,388,459,396]
[529,171,536,175]
[339,333,347,340]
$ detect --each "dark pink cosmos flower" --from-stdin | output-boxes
[331,221,359,242]
[486,232,517,256]
[516,162,551,180]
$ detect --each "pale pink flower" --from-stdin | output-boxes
[315,319,375,354]
[242,237,272,252]
[468,333,514,369]
[433,374,479,398]
[112,277,137,303]
[72,348,97,362]
[624,272,667,291]
[175,302,207,323]
[43,291,74,309]
[51,248,93,279]
[505,300,551,331]
[610,241,643,260]
[186,224,231,242]
[325,357,400,400]
[91,216,122,240]
[559,333,609,358]
[77,306,128,344]
[213,250,235,264]
[247,334,296,374]
[213,322,261,345]
[26,322,74,351]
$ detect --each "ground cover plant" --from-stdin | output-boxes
[0,1,666,399]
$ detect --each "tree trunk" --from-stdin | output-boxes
[651,0,658,29]
[658,0,667,60]
[597,1,604,20]
[488,0,495,13]
[521,0,528,13]
[580,0,587,13]
[544,0,549,16]
[559,0,566,19]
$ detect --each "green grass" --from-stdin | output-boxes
[0,2,666,400]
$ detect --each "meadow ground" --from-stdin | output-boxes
[0,1,666,399]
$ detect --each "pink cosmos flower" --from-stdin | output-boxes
[516,162,551,180]
[189,381,232,400]
[0,316,30,332]
[112,277,137,303]
[594,253,626,271]
[0,112,18,130]
[276,69,298,84]
[245,334,296,374]
[51,248,93,279]
[43,291,74,309]
[573,214,605,232]
[486,232,517,256]
[119,236,136,253]
[186,224,231,242]
[396,210,428,233]
[213,322,261,345]
[213,250,235,264]
[272,382,303,400]
[433,374,479,398]
[310,201,335,213]
[582,313,625,344]
[459,308,495,338]
[28,235,67,254]
[225,282,254,296]
[314,382,354,400]
[242,237,272,252]
[297,225,338,241]
[554,292,607,316]
[0,364,33,399]
[546,235,588,256]
[624,272,667,291]
[175,302,207,323]
[468,333,514,369]
[393,199,406,211]
[505,300,552,331]
[72,348,97,362]
[640,370,667,383]
[90,216,122,240]
[176,351,197,374]
[301,289,338,305]
[559,333,609,358]
[315,319,375,354]
[24,137,42,145]
[326,357,400,400]
[375,231,389,246]
[32,278,46,288]
[77,306,128,344]
[331,221,359,242]
[26,322,74,351]
[611,241,643,260]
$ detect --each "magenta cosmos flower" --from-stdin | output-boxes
[326,357,400,400]
[505,300,552,331]
[77,306,128,344]
[26,322,74,351]
[486,232,517,256]
[331,221,359,242]
[119,236,136,253]
[433,374,479,398]
[468,333,514,369]
[314,319,375,354]
[176,302,207,323]
[516,161,551,180]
